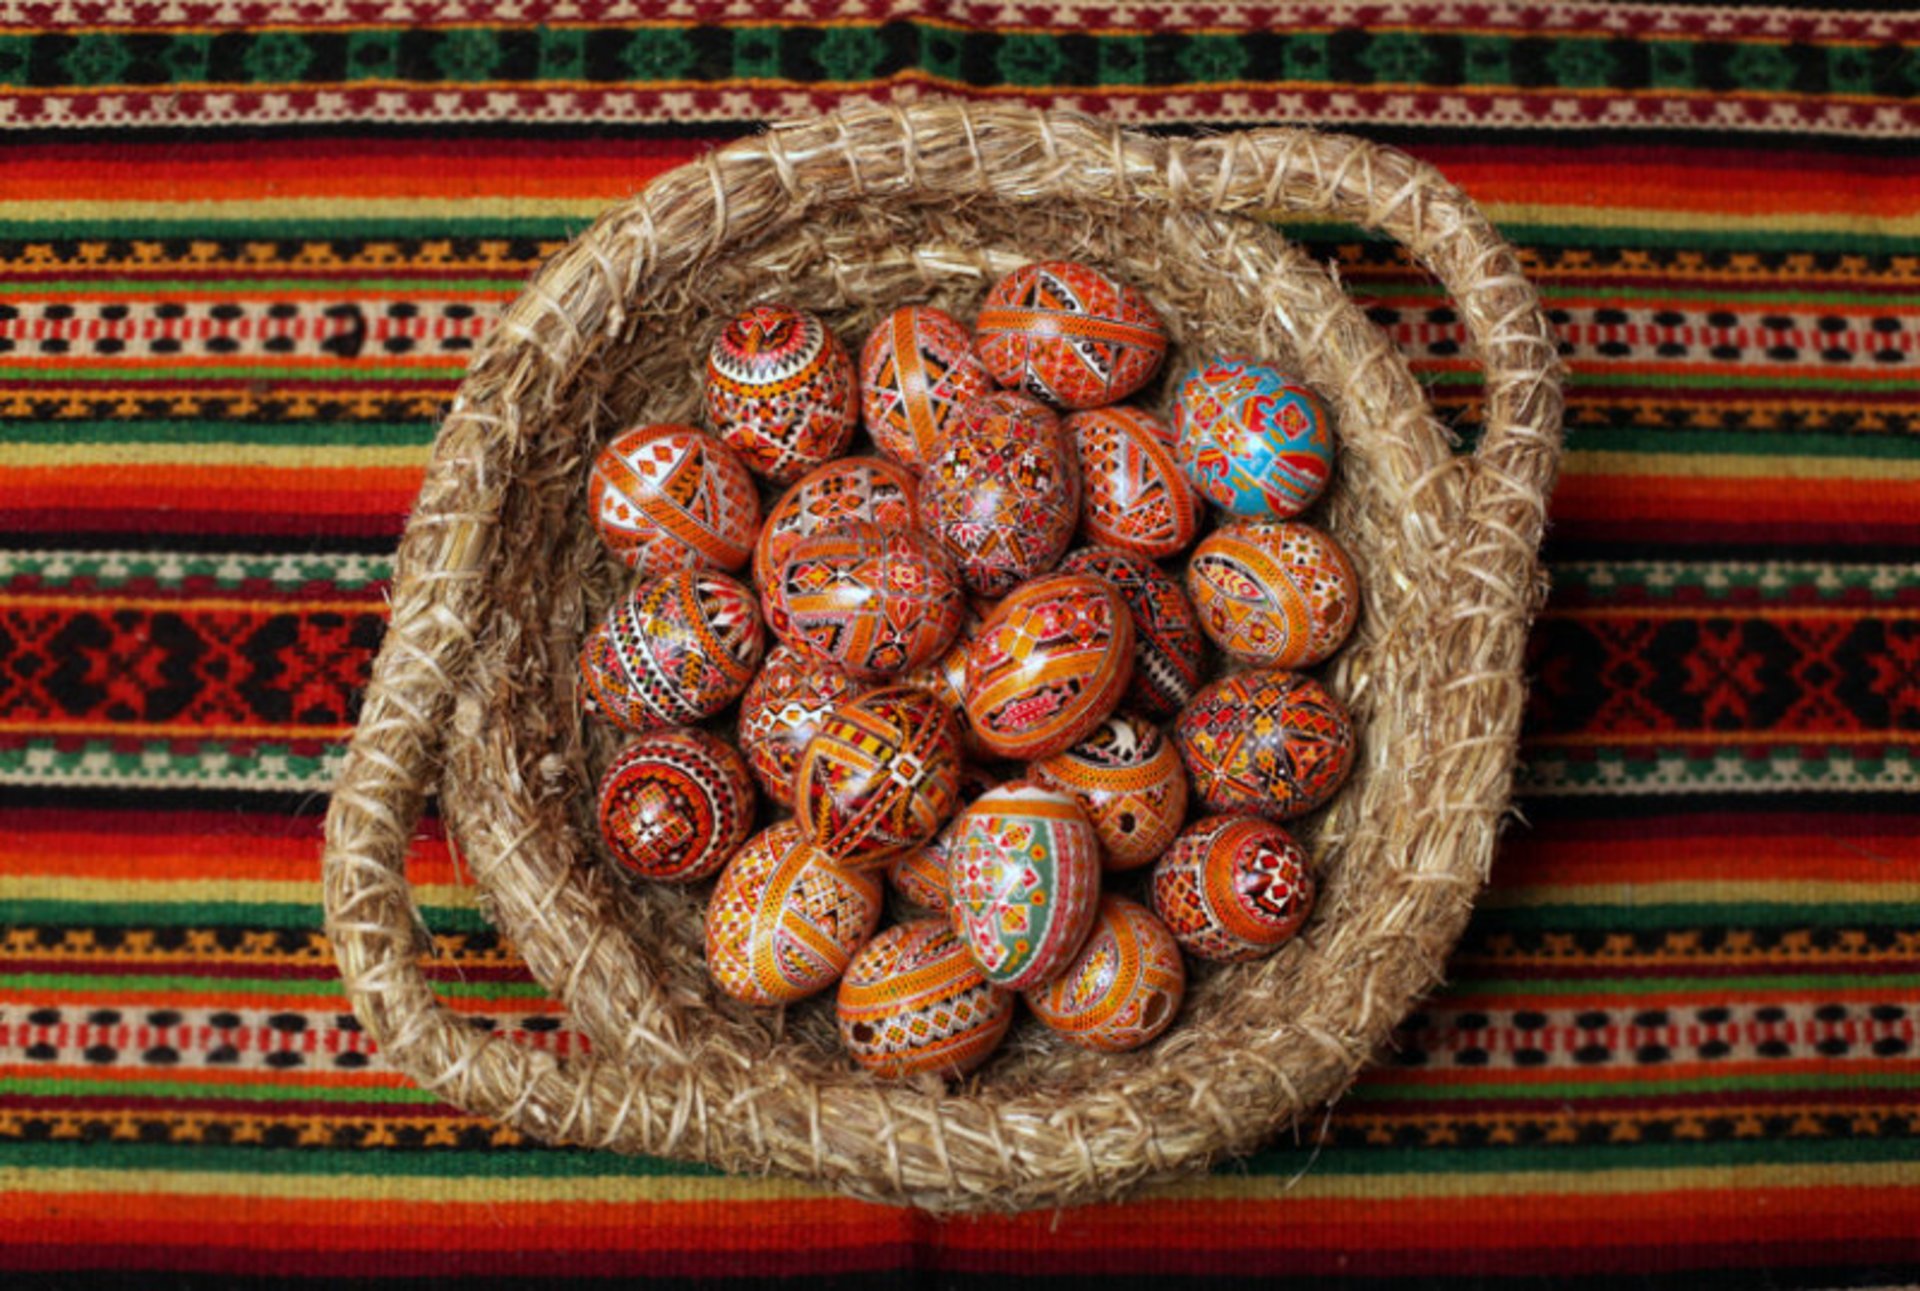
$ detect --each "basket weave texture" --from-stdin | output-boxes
[321,101,1564,1212]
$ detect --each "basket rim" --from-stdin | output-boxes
[322,100,1565,1212]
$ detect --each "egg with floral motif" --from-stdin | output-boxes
[946,781,1102,990]
[587,424,762,577]
[1032,713,1188,871]
[705,304,858,484]
[1174,356,1335,519]
[1176,669,1355,820]
[974,260,1168,410]
[919,392,1079,598]
[795,686,964,869]
[580,571,765,733]
[737,646,868,807]
[596,728,756,883]
[1026,895,1186,1052]
[837,918,1015,1080]
[1151,814,1316,961]
[860,305,997,470]
[1187,521,1359,668]
[706,821,884,1005]
[965,572,1134,761]
[1064,405,1200,560]
[1059,546,1205,720]
[776,523,964,680]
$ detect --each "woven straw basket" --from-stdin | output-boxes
[321,101,1564,1212]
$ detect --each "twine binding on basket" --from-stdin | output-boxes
[322,101,1564,1212]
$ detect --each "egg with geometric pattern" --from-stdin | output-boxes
[919,392,1080,598]
[1175,669,1355,821]
[964,571,1134,762]
[974,260,1168,410]
[579,570,765,733]
[736,646,869,807]
[705,821,885,1006]
[1064,404,1200,560]
[1058,546,1205,721]
[596,727,756,883]
[860,305,997,470]
[945,780,1103,991]
[1151,814,1316,962]
[776,523,965,681]
[837,917,1015,1080]
[1031,713,1189,871]
[1187,521,1359,669]
[1025,895,1186,1052]
[794,686,965,869]
[587,423,761,577]
[1173,356,1335,520]
[705,304,859,484]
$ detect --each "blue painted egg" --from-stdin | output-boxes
[1173,356,1335,520]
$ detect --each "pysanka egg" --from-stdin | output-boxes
[752,456,920,594]
[946,781,1102,991]
[1174,356,1335,519]
[1031,713,1189,871]
[1059,546,1206,720]
[1175,669,1355,820]
[705,304,858,484]
[1152,815,1316,961]
[860,305,997,470]
[597,728,756,883]
[1064,405,1201,560]
[1187,520,1360,669]
[919,392,1080,598]
[706,821,884,1005]
[776,523,964,680]
[837,918,1015,1080]
[1025,895,1186,1052]
[587,423,761,577]
[580,571,765,733]
[795,686,964,868]
[736,646,868,807]
[965,572,1134,761]
[974,260,1169,410]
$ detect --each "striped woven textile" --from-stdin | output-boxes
[3,3,1918,1285]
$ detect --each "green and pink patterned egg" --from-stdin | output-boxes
[736,646,869,807]
[705,304,858,484]
[1026,895,1187,1052]
[1187,520,1359,668]
[596,727,756,883]
[1064,405,1200,560]
[1059,546,1205,720]
[919,392,1079,598]
[795,686,964,869]
[587,423,761,577]
[776,523,965,680]
[974,260,1168,410]
[579,570,765,733]
[945,781,1102,991]
[837,917,1015,1080]
[860,305,997,470]
[706,821,884,1005]
[1031,713,1189,871]
[964,572,1134,762]
[1151,815,1316,962]
[1175,670,1355,820]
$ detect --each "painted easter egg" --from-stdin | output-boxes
[1031,713,1189,871]
[1059,546,1206,720]
[946,781,1102,991]
[974,260,1169,410]
[1064,405,1200,560]
[919,393,1079,598]
[737,646,868,807]
[586,423,761,577]
[860,305,997,470]
[1173,356,1335,519]
[579,571,765,733]
[1176,669,1356,820]
[705,304,858,484]
[1187,521,1360,669]
[965,572,1134,761]
[795,686,964,869]
[596,728,756,883]
[1152,814,1316,961]
[837,918,1015,1080]
[1025,895,1186,1052]
[776,523,965,680]
[752,456,920,594]
[706,821,885,1005]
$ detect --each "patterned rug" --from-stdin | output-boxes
[3,3,1918,1285]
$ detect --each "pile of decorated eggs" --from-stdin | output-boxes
[577,257,1366,1082]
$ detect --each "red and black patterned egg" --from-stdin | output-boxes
[1151,814,1316,961]
[1175,669,1355,820]
[795,686,965,869]
[1064,405,1200,560]
[1031,712,1189,871]
[752,455,920,593]
[587,423,762,577]
[964,572,1134,762]
[736,646,868,808]
[596,728,756,883]
[1059,546,1204,720]
[776,523,965,681]
[579,570,766,733]
[704,304,858,484]
[920,392,1080,598]
[974,260,1169,410]
[1187,520,1359,669]
[860,305,997,470]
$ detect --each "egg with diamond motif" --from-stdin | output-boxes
[796,686,964,869]
[587,423,761,577]
[706,821,885,1005]
[753,456,920,597]
[1064,405,1200,560]
[1151,815,1316,961]
[776,523,964,681]
[1026,895,1186,1052]
[1176,669,1355,820]
[1032,713,1188,871]
[705,304,858,484]
[580,570,765,733]
[919,392,1079,598]
[1174,356,1334,519]
[1059,546,1205,720]
[597,728,756,883]
[974,260,1168,410]
[860,305,997,470]
[946,781,1102,991]
[837,918,1015,1080]
[737,646,869,807]
[1187,521,1359,668]
[965,572,1133,761]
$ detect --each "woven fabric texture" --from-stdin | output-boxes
[2,2,1918,1283]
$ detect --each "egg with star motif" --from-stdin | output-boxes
[919,392,1080,598]
[596,728,756,883]
[860,305,997,470]
[1032,713,1188,871]
[776,523,965,681]
[736,646,869,807]
[1025,895,1186,1052]
[1151,814,1316,962]
[1175,669,1355,820]
[965,571,1134,762]
[795,686,964,869]
[1064,405,1200,560]
[706,821,885,1005]
[1059,546,1205,720]
[1174,356,1334,519]
[837,918,1015,1080]
[945,780,1102,991]
[1187,521,1359,669]
[974,260,1168,410]
[579,571,765,733]
[705,304,858,484]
